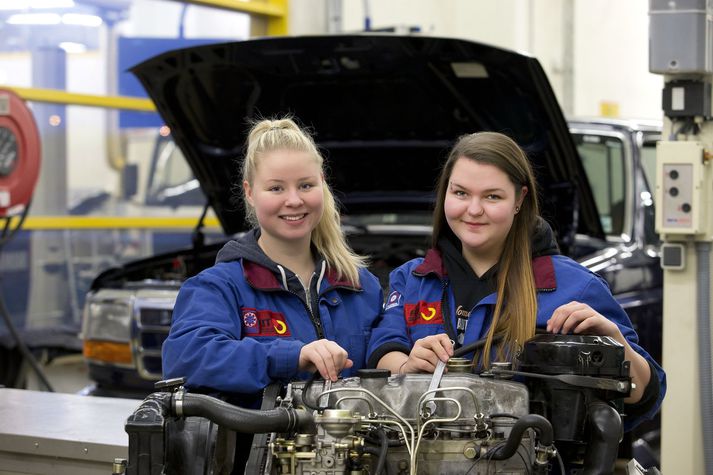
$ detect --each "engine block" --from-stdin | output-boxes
[266,370,537,475]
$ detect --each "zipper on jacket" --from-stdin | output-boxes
[287,275,325,340]
[441,280,458,344]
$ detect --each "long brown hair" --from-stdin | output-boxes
[433,132,540,367]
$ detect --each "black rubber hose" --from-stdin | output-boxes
[367,428,388,475]
[452,334,502,358]
[453,328,549,359]
[582,400,623,475]
[180,393,315,434]
[365,434,405,447]
[301,371,328,411]
[488,414,554,460]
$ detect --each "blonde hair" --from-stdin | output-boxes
[241,117,367,285]
[432,132,540,368]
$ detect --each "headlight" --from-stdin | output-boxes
[81,289,134,366]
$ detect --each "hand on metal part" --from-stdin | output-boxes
[546,300,622,340]
[299,339,353,382]
[401,334,454,374]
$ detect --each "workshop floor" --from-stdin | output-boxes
[23,353,92,394]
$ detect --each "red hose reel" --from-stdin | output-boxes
[0,89,41,218]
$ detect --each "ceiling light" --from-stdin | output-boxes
[0,0,74,10]
[6,13,61,24]
[62,13,102,27]
[31,0,75,8]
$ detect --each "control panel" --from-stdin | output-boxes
[655,140,710,235]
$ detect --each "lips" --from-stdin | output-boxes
[280,213,307,221]
[463,220,486,227]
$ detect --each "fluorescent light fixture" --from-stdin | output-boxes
[7,13,61,24]
[59,41,87,53]
[31,0,75,8]
[0,1,29,9]
[62,13,102,27]
[0,0,75,10]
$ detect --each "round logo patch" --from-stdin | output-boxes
[243,311,258,328]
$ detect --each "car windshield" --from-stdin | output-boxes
[573,134,626,236]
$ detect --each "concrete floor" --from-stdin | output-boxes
[23,353,93,394]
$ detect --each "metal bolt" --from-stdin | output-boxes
[463,446,477,459]
[112,458,127,475]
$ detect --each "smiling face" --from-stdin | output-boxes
[243,148,324,250]
[444,157,526,272]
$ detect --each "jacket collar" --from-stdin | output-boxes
[414,248,558,291]
[242,259,361,291]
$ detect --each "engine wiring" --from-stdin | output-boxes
[311,381,548,475]
[310,385,417,460]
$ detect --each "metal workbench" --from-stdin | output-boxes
[0,388,140,474]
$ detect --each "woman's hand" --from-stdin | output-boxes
[547,301,621,339]
[298,339,353,381]
[400,334,454,374]
[547,300,651,403]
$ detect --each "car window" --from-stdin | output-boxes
[151,139,194,191]
[640,139,660,245]
[573,134,626,236]
[640,140,658,191]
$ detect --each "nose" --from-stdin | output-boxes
[467,198,484,216]
[285,188,304,206]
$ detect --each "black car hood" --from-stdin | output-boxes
[131,34,603,241]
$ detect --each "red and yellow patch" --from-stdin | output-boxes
[241,308,291,337]
[404,301,443,327]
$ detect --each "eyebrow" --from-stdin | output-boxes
[264,175,320,183]
[449,181,506,193]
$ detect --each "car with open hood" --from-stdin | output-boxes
[80,35,653,397]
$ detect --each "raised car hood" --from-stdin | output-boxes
[131,35,603,241]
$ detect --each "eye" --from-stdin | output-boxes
[300,182,315,190]
[451,188,467,197]
[268,185,283,192]
[485,193,502,200]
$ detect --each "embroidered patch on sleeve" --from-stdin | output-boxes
[241,307,291,337]
[404,301,443,327]
[383,290,402,311]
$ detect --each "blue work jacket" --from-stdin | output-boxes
[162,258,383,396]
[367,249,666,431]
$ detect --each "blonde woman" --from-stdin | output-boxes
[163,117,383,399]
[367,131,664,432]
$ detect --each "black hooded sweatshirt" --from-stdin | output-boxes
[439,216,560,344]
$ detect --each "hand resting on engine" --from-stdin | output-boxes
[377,334,453,375]
[299,339,354,382]
[546,300,651,404]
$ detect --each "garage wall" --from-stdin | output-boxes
[292,0,663,120]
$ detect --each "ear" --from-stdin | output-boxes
[517,186,528,209]
[243,180,254,207]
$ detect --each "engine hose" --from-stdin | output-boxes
[488,414,553,460]
[581,400,622,475]
[179,392,315,434]
[365,428,388,475]
[365,434,405,447]
[453,334,503,358]
[452,328,548,359]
